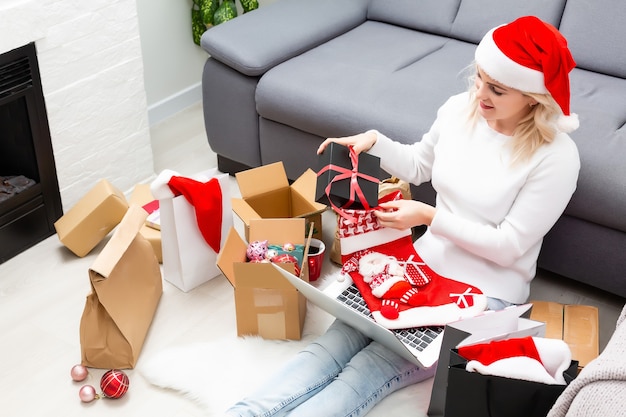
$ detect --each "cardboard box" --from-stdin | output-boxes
[232,162,327,241]
[129,184,162,263]
[54,179,128,257]
[316,142,381,210]
[217,218,310,340]
[530,300,599,370]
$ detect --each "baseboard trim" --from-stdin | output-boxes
[147,82,202,127]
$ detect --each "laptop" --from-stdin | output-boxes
[271,264,543,369]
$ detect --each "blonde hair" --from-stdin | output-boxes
[464,66,561,164]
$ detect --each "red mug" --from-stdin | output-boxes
[307,238,326,281]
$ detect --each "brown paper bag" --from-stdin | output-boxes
[329,177,412,265]
[79,205,163,369]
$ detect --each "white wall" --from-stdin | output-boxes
[136,0,280,126]
[1,0,154,209]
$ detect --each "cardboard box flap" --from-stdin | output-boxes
[129,183,154,206]
[216,227,249,286]
[563,304,599,367]
[292,168,327,213]
[235,262,300,289]
[241,190,292,218]
[235,161,289,199]
[248,218,306,245]
[231,197,263,225]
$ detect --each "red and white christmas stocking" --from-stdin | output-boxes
[337,190,487,329]
[458,336,572,385]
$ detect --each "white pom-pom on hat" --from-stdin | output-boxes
[150,169,180,199]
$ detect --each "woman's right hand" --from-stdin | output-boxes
[317,130,378,155]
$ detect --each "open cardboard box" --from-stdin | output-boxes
[54,179,128,257]
[232,162,327,242]
[530,300,599,370]
[217,218,311,340]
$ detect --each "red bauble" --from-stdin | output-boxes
[270,253,301,276]
[100,369,129,399]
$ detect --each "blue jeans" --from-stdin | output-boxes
[225,297,512,417]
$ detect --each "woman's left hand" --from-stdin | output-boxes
[374,199,436,230]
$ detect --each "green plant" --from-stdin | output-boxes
[191,0,259,45]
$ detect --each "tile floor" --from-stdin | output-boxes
[1,102,624,416]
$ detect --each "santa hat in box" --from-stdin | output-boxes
[475,15,579,132]
[338,191,487,329]
[458,336,572,385]
[151,169,223,253]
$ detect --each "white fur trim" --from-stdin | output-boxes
[371,294,488,329]
[466,357,561,385]
[151,169,179,199]
[465,337,571,385]
[475,28,548,94]
[340,227,411,255]
[533,337,572,384]
[557,113,580,133]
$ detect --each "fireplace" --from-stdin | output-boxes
[0,43,63,264]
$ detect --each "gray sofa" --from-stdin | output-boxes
[200,0,626,299]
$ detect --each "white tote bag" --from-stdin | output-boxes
[152,168,232,292]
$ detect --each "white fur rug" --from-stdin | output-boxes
[138,303,336,414]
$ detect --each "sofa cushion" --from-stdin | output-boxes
[565,68,626,232]
[201,0,368,76]
[559,0,626,78]
[256,21,473,144]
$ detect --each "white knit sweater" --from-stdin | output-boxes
[368,92,580,303]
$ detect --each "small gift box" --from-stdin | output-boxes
[316,142,381,211]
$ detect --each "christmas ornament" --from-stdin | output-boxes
[282,242,295,251]
[271,253,301,276]
[79,385,99,403]
[71,364,89,382]
[100,369,130,399]
[246,240,268,261]
[265,248,279,260]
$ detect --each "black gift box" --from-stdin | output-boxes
[444,349,578,417]
[316,142,381,210]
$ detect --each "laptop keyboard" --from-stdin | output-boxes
[337,284,444,352]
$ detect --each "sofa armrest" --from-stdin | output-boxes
[200,0,369,76]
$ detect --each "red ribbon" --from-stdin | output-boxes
[317,145,380,223]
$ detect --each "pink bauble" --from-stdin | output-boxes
[100,369,130,399]
[71,364,88,382]
[282,242,295,251]
[246,240,268,261]
[79,385,98,402]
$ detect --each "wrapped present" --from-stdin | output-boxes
[316,142,380,215]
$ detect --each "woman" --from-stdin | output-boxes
[224,16,580,417]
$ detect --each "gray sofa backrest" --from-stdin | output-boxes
[367,0,626,77]
[367,0,567,44]
[367,0,460,37]
[560,0,626,78]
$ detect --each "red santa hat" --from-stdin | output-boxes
[458,336,572,385]
[475,16,579,132]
